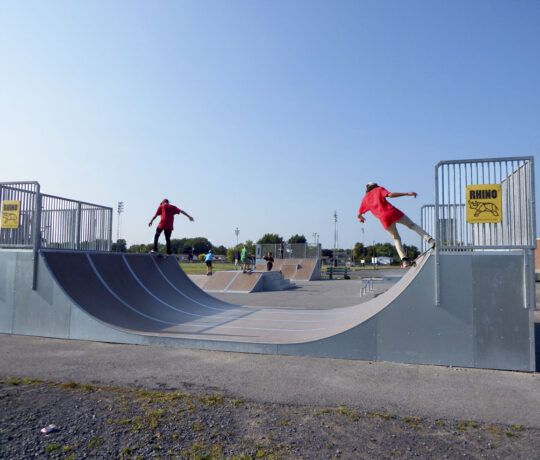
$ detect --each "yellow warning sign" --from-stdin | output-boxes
[466,184,502,223]
[1,200,21,229]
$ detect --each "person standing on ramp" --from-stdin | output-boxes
[149,199,194,255]
[357,182,434,267]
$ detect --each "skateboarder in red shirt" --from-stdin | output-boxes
[148,199,194,255]
[357,182,434,267]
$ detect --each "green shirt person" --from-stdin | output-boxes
[240,244,251,273]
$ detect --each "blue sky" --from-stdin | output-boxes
[1,1,539,249]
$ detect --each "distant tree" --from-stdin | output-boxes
[244,240,255,255]
[322,249,333,258]
[183,237,212,255]
[288,234,307,244]
[112,239,127,252]
[213,245,227,255]
[353,242,365,261]
[257,233,283,244]
[405,245,420,261]
[128,243,153,253]
[170,238,187,254]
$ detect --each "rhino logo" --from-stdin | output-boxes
[468,200,499,217]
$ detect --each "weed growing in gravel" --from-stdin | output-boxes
[366,410,395,420]
[44,444,61,452]
[335,406,362,420]
[88,436,104,448]
[201,394,224,407]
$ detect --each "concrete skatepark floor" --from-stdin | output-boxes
[0,270,539,458]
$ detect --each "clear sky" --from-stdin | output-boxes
[1,1,539,249]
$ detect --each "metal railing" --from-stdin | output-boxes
[1,182,113,252]
[434,157,535,250]
[256,243,321,260]
[431,157,536,305]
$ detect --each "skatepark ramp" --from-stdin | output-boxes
[0,248,535,371]
[254,259,321,281]
[0,157,536,371]
[192,270,293,293]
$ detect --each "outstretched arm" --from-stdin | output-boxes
[181,210,194,222]
[357,213,366,223]
[387,192,417,198]
[148,209,160,227]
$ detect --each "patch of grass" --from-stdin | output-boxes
[60,381,79,389]
[44,444,61,452]
[279,418,291,426]
[192,421,205,432]
[335,406,362,420]
[512,424,523,431]
[201,394,224,407]
[401,416,423,424]
[232,398,245,407]
[6,377,22,386]
[88,436,104,448]
[314,408,331,416]
[180,262,237,275]
[504,430,519,438]
[367,411,395,420]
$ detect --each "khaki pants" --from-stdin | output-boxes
[385,215,432,260]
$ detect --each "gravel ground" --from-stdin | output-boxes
[1,376,538,460]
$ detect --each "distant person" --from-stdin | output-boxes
[148,199,194,255]
[234,249,239,270]
[241,243,251,273]
[358,182,434,268]
[204,250,214,275]
[187,252,193,263]
[278,242,284,259]
[263,251,274,271]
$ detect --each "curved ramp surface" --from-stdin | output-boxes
[0,249,534,371]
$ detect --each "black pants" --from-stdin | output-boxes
[154,228,172,254]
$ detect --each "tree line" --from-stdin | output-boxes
[112,234,419,263]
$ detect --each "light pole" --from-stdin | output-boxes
[117,201,124,241]
[333,211,338,265]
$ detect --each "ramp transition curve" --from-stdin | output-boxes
[0,249,534,371]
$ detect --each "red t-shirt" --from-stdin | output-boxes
[359,187,403,229]
[154,203,181,230]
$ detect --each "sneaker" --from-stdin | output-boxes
[401,258,412,268]
[427,238,436,248]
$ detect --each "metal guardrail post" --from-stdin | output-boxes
[31,182,41,290]
[76,202,82,250]
[434,164,441,306]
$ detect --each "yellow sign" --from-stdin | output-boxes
[1,200,21,229]
[466,184,502,223]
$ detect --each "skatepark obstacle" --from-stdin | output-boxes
[0,157,536,372]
